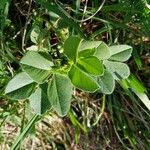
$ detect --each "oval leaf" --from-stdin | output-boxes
[30,25,42,44]
[104,60,130,80]
[68,64,100,92]
[5,72,36,100]
[79,41,102,51]
[109,45,132,62]
[20,51,53,83]
[78,48,96,58]
[94,42,111,60]
[64,36,82,63]
[77,56,104,76]
[29,84,51,115]
[47,74,73,116]
[97,69,115,94]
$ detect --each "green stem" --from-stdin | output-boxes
[19,102,26,150]
[92,94,106,126]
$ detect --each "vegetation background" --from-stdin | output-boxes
[0,0,150,149]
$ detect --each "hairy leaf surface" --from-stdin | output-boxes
[20,51,52,83]
[47,74,73,116]
[68,64,100,92]
[5,72,36,100]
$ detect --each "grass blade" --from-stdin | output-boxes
[11,114,39,150]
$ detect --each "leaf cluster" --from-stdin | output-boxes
[5,36,132,116]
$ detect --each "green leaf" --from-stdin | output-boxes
[78,48,96,58]
[78,41,110,60]
[104,60,130,80]
[135,93,150,111]
[20,51,53,83]
[94,42,111,60]
[127,74,146,93]
[26,45,38,51]
[79,41,102,51]
[109,45,132,62]
[47,74,73,116]
[77,56,104,76]
[64,36,82,63]
[30,25,42,44]
[5,72,36,100]
[68,64,100,92]
[120,77,150,111]
[29,84,51,115]
[97,69,115,94]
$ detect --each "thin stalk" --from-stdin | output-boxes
[92,95,106,126]
[22,0,33,52]
[19,102,26,150]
